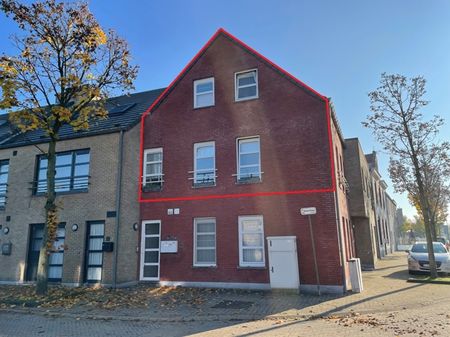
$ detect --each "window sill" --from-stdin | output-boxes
[237,266,266,270]
[193,104,215,110]
[235,96,259,103]
[33,189,88,197]
[193,265,217,269]
[192,182,216,189]
[236,178,262,185]
[142,185,163,193]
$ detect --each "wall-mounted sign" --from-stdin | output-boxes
[161,240,178,253]
[300,207,317,216]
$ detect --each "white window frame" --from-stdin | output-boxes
[236,136,261,181]
[238,215,265,267]
[194,141,216,185]
[194,77,215,108]
[235,69,258,101]
[193,218,216,267]
[143,148,163,187]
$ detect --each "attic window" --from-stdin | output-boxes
[109,103,136,115]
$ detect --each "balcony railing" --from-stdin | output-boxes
[31,175,90,194]
[188,169,217,187]
[141,174,164,192]
[0,182,8,208]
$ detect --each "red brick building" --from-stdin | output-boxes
[139,29,354,294]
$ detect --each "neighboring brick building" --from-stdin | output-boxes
[0,89,163,286]
[344,138,378,270]
[139,29,354,293]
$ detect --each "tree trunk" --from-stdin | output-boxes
[36,138,58,295]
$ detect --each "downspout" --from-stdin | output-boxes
[112,130,125,288]
[334,189,348,293]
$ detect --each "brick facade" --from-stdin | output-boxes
[140,31,352,293]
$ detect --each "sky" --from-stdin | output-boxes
[1,0,450,220]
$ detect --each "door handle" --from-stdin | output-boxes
[271,266,274,273]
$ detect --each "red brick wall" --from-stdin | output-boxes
[140,33,344,286]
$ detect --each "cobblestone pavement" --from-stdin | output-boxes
[1,252,450,336]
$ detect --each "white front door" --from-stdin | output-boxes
[267,236,300,289]
[140,220,161,281]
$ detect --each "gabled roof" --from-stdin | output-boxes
[0,88,165,149]
[141,28,327,120]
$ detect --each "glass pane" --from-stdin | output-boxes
[87,267,102,281]
[74,164,89,176]
[196,81,213,93]
[242,220,262,233]
[0,163,8,173]
[56,153,72,166]
[196,145,214,158]
[147,152,162,162]
[196,157,214,170]
[240,153,259,166]
[55,166,71,178]
[242,233,263,247]
[196,93,214,107]
[75,152,90,164]
[147,163,161,175]
[196,249,215,263]
[239,166,260,177]
[240,140,259,153]
[197,222,215,233]
[195,171,215,183]
[145,223,160,235]
[243,248,263,263]
[32,239,43,251]
[144,251,159,263]
[89,238,103,251]
[56,227,66,238]
[53,238,65,250]
[55,178,71,192]
[48,266,62,279]
[145,237,159,249]
[197,234,215,248]
[88,252,103,265]
[0,173,7,184]
[38,169,47,180]
[0,196,5,205]
[49,252,64,265]
[238,86,257,99]
[39,158,48,169]
[238,72,256,86]
[73,176,88,189]
[90,223,104,236]
[143,265,158,278]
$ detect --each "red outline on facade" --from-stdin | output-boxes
[138,28,336,203]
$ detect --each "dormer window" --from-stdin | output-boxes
[194,77,214,108]
[235,69,258,101]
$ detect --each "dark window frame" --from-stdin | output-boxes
[0,159,9,208]
[84,220,105,283]
[34,149,90,195]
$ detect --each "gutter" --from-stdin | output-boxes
[112,130,125,288]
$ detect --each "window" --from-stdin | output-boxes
[235,69,258,101]
[239,216,265,267]
[194,77,214,108]
[143,148,163,191]
[0,160,9,208]
[237,137,261,182]
[49,225,66,282]
[85,221,104,283]
[194,142,215,186]
[194,218,216,266]
[36,149,89,194]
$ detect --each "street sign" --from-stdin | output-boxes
[300,207,317,216]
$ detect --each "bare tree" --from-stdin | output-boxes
[364,73,450,278]
[0,0,138,294]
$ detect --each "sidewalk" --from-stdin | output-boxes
[0,252,446,323]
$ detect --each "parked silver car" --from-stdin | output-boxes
[407,242,450,274]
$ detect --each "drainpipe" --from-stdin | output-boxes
[334,189,348,293]
[112,130,125,288]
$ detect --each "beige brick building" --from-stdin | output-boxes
[0,89,163,286]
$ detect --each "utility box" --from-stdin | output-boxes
[102,241,114,252]
[2,242,12,256]
[349,258,363,293]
